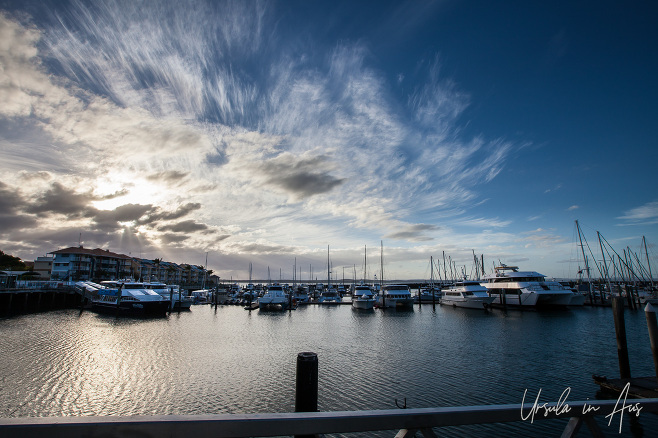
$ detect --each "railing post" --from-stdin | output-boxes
[645,303,658,382]
[612,296,631,379]
[295,352,318,438]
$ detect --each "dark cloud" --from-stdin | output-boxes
[385,223,439,241]
[260,154,345,198]
[0,181,26,213]
[146,202,202,222]
[231,242,290,254]
[0,214,38,232]
[160,233,190,244]
[146,170,188,185]
[90,203,154,231]
[25,182,93,217]
[0,181,38,232]
[159,220,208,233]
[99,188,130,200]
[268,172,345,198]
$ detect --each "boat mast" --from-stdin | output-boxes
[442,251,447,285]
[576,220,594,303]
[643,236,655,290]
[364,244,367,283]
[380,241,385,307]
[327,245,330,291]
[597,231,614,295]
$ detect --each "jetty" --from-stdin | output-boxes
[0,282,82,315]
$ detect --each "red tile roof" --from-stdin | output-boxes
[50,247,131,259]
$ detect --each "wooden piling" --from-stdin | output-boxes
[645,303,658,382]
[295,351,318,438]
[626,284,635,310]
[295,352,318,412]
[612,296,631,379]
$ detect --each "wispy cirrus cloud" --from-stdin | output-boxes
[617,201,658,226]
[0,1,519,278]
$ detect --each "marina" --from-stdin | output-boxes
[2,300,658,436]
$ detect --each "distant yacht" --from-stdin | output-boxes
[377,284,414,309]
[352,284,375,310]
[481,265,574,307]
[440,279,495,309]
[319,287,341,303]
[258,284,289,310]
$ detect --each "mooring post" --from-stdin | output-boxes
[612,296,631,379]
[645,303,658,382]
[295,351,318,417]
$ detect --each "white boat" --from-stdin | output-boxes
[481,265,574,307]
[319,287,341,303]
[567,289,587,306]
[377,284,414,309]
[145,282,193,310]
[352,284,375,310]
[440,280,495,309]
[79,280,170,316]
[258,284,289,310]
[190,288,213,304]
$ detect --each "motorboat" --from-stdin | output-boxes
[318,287,341,303]
[440,280,495,309]
[481,265,574,307]
[258,284,289,310]
[352,284,375,310]
[78,280,170,316]
[377,284,414,309]
[144,282,193,310]
[190,288,213,304]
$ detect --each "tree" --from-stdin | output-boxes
[0,250,28,270]
[153,258,162,281]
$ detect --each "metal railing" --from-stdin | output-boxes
[2,398,658,437]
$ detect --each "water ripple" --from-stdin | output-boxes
[1,306,657,436]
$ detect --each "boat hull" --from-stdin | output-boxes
[258,299,288,311]
[378,297,414,308]
[352,299,375,310]
[441,297,495,309]
[91,300,169,317]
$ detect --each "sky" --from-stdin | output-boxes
[1,0,656,281]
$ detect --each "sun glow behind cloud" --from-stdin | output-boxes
[5,1,654,279]
[0,1,526,276]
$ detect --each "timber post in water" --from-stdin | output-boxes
[645,303,658,382]
[295,352,318,438]
[612,296,631,379]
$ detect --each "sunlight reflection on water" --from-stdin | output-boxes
[1,303,656,436]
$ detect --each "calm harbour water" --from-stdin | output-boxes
[1,302,657,437]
